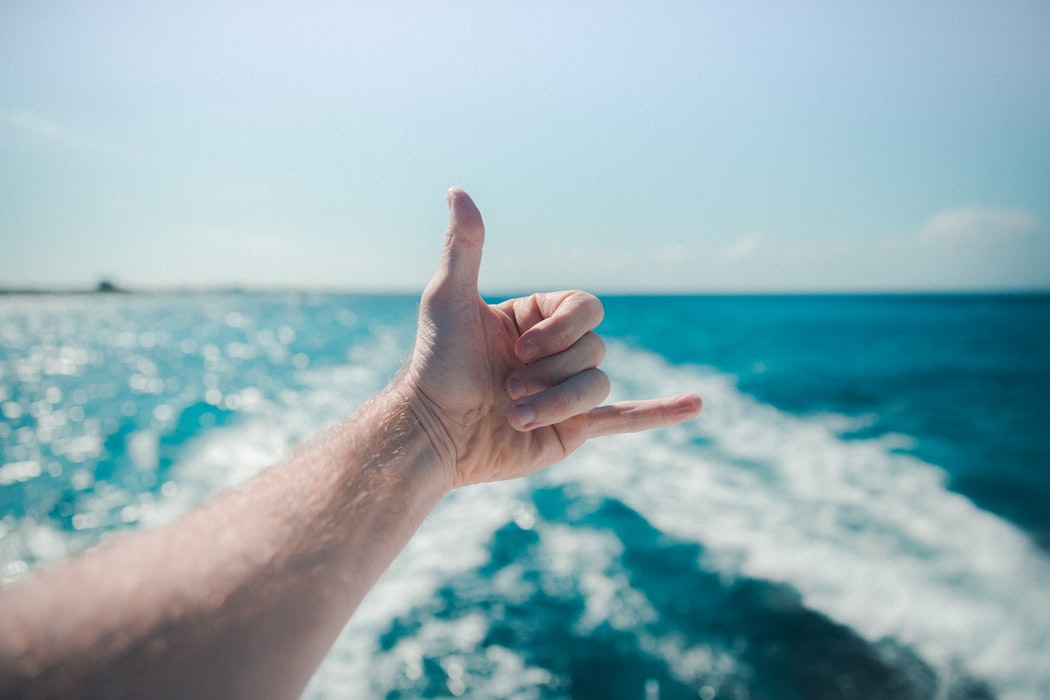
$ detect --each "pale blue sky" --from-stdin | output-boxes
[2,1,1049,293]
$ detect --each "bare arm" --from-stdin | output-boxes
[0,188,702,698]
[0,389,446,697]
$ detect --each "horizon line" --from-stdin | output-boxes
[3,283,1050,298]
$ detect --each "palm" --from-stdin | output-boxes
[412,293,590,487]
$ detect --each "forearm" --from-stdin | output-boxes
[0,380,449,698]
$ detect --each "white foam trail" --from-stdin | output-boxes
[100,341,1050,698]
[547,342,1050,699]
[6,322,1048,698]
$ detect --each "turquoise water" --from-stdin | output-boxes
[1,293,1048,698]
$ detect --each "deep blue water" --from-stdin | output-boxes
[598,295,1050,550]
[1,293,1048,699]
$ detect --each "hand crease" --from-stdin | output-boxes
[408,387,458,474]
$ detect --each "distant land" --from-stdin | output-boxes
[0,280,128,296]
[0,280,258,296]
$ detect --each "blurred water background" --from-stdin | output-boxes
[1,292,1048,699]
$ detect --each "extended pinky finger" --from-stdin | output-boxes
[583,394,703,439]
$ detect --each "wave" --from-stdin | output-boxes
[316,343,1048,698]
[545,343,1050,699]
[5,331,1046,697]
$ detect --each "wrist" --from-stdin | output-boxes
[387,376,459,494]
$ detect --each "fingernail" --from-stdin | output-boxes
[506,375,527,400]
[518,340,540,363]
[675,394,703,416]
[509,402,536,430]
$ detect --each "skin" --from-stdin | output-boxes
[0,188,702,698]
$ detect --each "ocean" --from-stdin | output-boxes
[1,292,1048,699]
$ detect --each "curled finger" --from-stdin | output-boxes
[511,291,604,363]
[506,332,606,400]
[507,368,612,431]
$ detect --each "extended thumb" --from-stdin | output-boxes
[433,187,485,294]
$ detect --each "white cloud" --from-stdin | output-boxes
[918,206,1039,247]
[7,109,64,141]
[722,233,763,261]
[868,205,1050,290]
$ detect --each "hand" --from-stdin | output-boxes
[403,188,702,489]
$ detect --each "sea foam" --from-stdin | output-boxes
[137,340,1050,698]
[550,343,1050,699]
[4,310,1047,698]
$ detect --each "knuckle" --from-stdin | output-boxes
[587,294,605,324]
[595,369,611,401]
[572,291,605,324]
[587,332,607,365]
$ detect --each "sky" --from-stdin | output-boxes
[2,0,1049,294]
